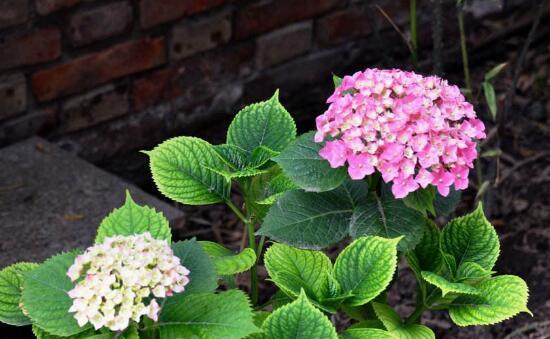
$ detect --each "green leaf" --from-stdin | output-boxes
[333,74,343,88]
[480,148,502,158]
[484,62,507,81]
[32,325,96,339]
[350,192,425,252]
[340,328,394,339]
[257,180,368,249]
[198,241,257,276]
[434,188,461,216]
[147,136,231,205]
[95,191,171,244]
[334,237,400,306]
[456,262,493,282]
[449,275,531,326]
[213,144,276,179]
[390,325,435,339]
[172,240,217,294]
[22,252,92,337]
[402,187,435,217]
[274,131,347,192]
[372,302,402,331]
[159,290,258,339]
[256,172,299,205]
[441,204,500,271]
[482,81,497,120]
[421,271,480,297]
[264,243,332,300]
[227,90,296,155]
[0,262,37,326]
[262,290,338,339]
[414,220,442,272]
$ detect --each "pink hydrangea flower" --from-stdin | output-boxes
[316,68,486,198]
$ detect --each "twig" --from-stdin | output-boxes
[503,320,550,339]
[431,0,444,75]
[375,5,415,57]
[410,0,418,68]
[497,151,550,185]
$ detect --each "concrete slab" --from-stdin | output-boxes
[0,137,184,267]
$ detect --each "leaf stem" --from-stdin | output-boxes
[226,199,258,305]
[405,288,440,325]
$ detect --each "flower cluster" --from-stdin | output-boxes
[315,69,486,198]
[67,232,190,331]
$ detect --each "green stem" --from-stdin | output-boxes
[226,200,258,305]
[457,5,472,101]
[410,0,418,68]
[257,235,266,258]
[405,288,439,325]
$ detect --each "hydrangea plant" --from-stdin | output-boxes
[0,69,530,338]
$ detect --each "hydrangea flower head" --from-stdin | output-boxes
[66,232,190,331]
[315,69,486,198]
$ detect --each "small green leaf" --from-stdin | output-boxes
[449,275,530,326]
[274,131,347,192]
[414,220,442,272]
[227,91,296,155]
[264,243,332,300]
[262,290,338,339]
[96,191,171,244]
[32,325,96,339]
[256,171,299,205]
[441,204,500,271]
[22,252,92,337]
[482,81,497,120]
[147,136,231,205]
[333,74,343,88]
[172,240,217,294]
[484,62,507,81]
[199,241,257,276]
[434,188,461,216]
[403,187,436,216]
[0,262,38,326]
[214,144,277,177]
[480,148,502,158]
[340,328,394,339]
[421,271,480,297]
[456,262,493,282]
[159,290,258,339]
[390,324,435,339]
[334,237,400,306]
[372,302,402,331]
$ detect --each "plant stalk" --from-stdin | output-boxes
[410,0,418,68]
[226,200,258,305]
[457,4,472,101]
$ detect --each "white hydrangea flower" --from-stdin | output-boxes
[67,232,190,331]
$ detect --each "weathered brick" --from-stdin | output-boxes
[31,37,166,102]
[0,106,57,144]
[235,0,343,39]
[171,11,231,60]
[0,0,28,29]
[67,1,133,47]
[58,84,129,134]
[139,0,225,29]
[36,0,80,15]
[134,42,254,111]
[0,74,26,121]
[316,7,371,46]
[0,28,61,71]
[256,21,312,68]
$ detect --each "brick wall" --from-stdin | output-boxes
[0,0,421,162]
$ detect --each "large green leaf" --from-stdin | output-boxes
[257,181,368,249]
[22,252,92,337]
[147,136,231,205]
[456,262,493,282]
[434,188,461,216]
[334,237,400,306]
[449,275,530,326]
[0,262,38,326]
[441,204,500,271]
[159,290,258,339]
[403,187,435,217]
[421,271,480,297]
[274,131,347,192]
[227,91,296,155]
[199,241,256,276]
[32,325,96,339]
[372,302,402,331]
[340,328,394,339]
[172,240,217,294]
[264,243,332,300]
[262,290,337,339]
[96,191,171,243]
[390,325,435,339]
[414,220,442,272]
[350,193,425,252]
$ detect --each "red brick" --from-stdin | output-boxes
[316,7,371,46]
[235,0,343,39]
[0,28,61,71]
[58,84,129,134]
[36,0,80,15]
[171,11,231,60]
[31,37,166,102]
[133,42,254,111]
[0,0,28,29]
[67,1,133,47]
[0,74,26,121]
[139,0,225,29]
[256,21,312,68]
